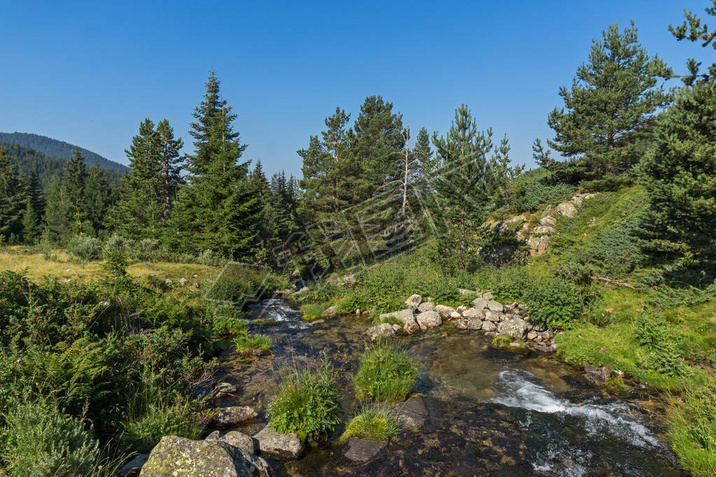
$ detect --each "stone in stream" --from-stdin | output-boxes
[416,310,442,329]
[435,304,456,318]
[403,318,421,335]
[395,396,429,429]
[481,321,497,332]
[405,294,423,310]
[210,382,238,401]
[254,426,304,460]
[323,305,338,316]
[379,309,414,324]
[497,317,529,340]
[210,406,258,429]
[344,438,388,463]
[117,453,148,477]
[140,435,268,477]
[417,301,436,312]
[366,323,397,341]
[583,364,613,386]
[224,431,256,455]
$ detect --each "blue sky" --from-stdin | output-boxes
[0,0,711,177]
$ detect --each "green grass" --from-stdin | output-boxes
[668,379,716,477]
[267,359,342,442]
[233,333,273,356]
[300,303,325,321]
[338,404,399,443]
[354,342,418,401]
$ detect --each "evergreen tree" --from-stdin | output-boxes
[185,72,259,259]
[249,161,272,262]
[44,177,71,245]
[156,119,184,220]
[669,0,716,85]
[22,171,45,243]
[531,138,554,168]
[639,82,716,260]
[431,105,495,271]
[64,148,89,234]
[84,162,113,235]
[0,148,28,242]
[548,22,672,177]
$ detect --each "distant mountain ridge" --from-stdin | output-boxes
[0,132,128,173]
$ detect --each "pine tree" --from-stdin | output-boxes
[0,148,28,241]
[84,162,113,234]
[22,171,45,243]
[64,148,89,234]
[669,0,716,85]
[185,72,259,260]
[548,21,672,177]
[156,119,184,220]
[44,176,71,245]
[249,161,272,262]
[639,82,716,260]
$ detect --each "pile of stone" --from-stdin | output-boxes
[365,292,557,353]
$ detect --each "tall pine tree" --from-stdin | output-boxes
[64,148,89,235]
[0,148,27,242]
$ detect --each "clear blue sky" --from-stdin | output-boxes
[0,0,711,177]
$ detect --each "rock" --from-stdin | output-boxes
[487,300,504,312]
[254,426,304,460]
[378,309,414,324]
[532,225,555,235]
[584,365,612,386]
[140,436,267,477]
[462,307,484,319]
[417,302,436,312]
[224,431,256,455]
[455,317,482,331]
[296,286,309,294]
[179,278,188,286]
[435,305,456,318]
[392,324,402,333]
[211,382,238,401]
[497,317,529,340]
[482,292,494,300]
[395,396,429,429]
[449,311,463,320]
[164,279,172,286]
[416,310,442,329]
[526,331,538,341]
[403,319,421,335]
[252,349,269,357]
[481,321,497,332]
[61,278,71,283]
[540,216,557,227]
[533,344,556,353]
[456,305,468,313]
[211,406,258,429]
[472,298,489,310]
[205,430,222,441]
[366,323,396,341]
[192,274,199,278]
[117,454,148,477]
[65,268,75,274]
[344,438,388,463]
[458,288,475,295]
[484,310,501,322]
[405,294,422,310]
[323,305,338,316]
[557,202,577,218]
[193,282,201,289]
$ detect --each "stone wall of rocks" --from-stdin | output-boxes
[366,292,557,353]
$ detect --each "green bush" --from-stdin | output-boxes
[120,400,201,454]
[354,342,417,401]
[0,399,100,477]
[475,266,531,304]
[205,263,285,305]
[300,303,325,321]
[68,235,102,261]
[133,238,160,260]
[512,168,577,212]
[103,234,135,256]
[635,312,688,376]
[234,333,272,356]
[339,404,399,443]
[267,359,342,441]
[668,380,716,477]
[102,249,128,277]
[524,277,583,330]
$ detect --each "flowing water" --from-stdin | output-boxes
[217,299,684,476]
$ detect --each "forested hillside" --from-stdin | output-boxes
[0,132,128,173]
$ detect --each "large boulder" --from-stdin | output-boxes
[343,438,388,463]
[486,300,504,312]
[481,321,497,332]
[462,307,484,319]
[416,311,442,330]
[497,317,529,340]
[403,319,421,335]
[472,298,489,310]
[140,436,268,477]
[405,294,422,310]
[254,426,304,460]
[366,323,396,341]
[210,406,258,430]
[557,202,577,218]
[417,301,436,312]
[435,305,456,318]
[224,431,256,455]
[379,309,414,324]
[540,215,557,227]
[484,310,501,322]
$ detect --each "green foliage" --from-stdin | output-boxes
[548,21,671,176]
[0,399,100,477]
[668,379,716,476]
[205,302,247,338]
[511,167,577,212]
[67,235,102,261]
[267,358,342,441]
[669,0,716,86]
[339,404,399,443]
[523,277,583,330]
[205,262,284,305]
[102,249,128,277]
[300,303,325,321]
[120,400,201,454]
[635,312,688,376]
[354,342,417,401]
[233,333,272,356]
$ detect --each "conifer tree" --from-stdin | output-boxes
[44,177,71,244]
[84,162,113,234]
[669,0,716,85]
[0,148,28,241]
[548,22,672,177]
[185,72,259,259]
[22,171,44,243]
[156,119,184,220]
[64,148,89,234]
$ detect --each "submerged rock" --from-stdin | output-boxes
[140,436,267,477]
[211,406,258,429]
[379,309,414,324]
[344,438,388,463]
[366,323,397,341]
[117,454,148,477]
[254,426,304,460]
[583,365,612,386]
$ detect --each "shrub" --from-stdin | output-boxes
[133,238,159,260]
[0,399,100,477]
[668,380,716,477]
[300,303,324,321]
[354,342,417,401]
[635,312,688,376]
[68,235,102,261]
[267,359,342,441]
[523,277,583,330]
[120,400,201,454]
[206,303,248,338]
[339,404,399,443]
[234,333,272,356]
[103,234,135,256]
[102,249,128,277]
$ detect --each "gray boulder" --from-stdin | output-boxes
[497,317,529,340]
[366,323,396,341]
[395,396,429,429]
[416,310,442,329]
[487,300,504,312]
[557,202,577,217]
[455,317,482,331]
[405,294,422,310]
[435,305,456,318]
[403,319,421,335]
[323,305,338,316]
[472,298,489,310]
[378,309,414,324]
[417,302,436,312]
[344,438,388,463]
[462,307,484,319]
[140,436,268,477]
[484,310,501,322]
[211,406,258,430]
[540,215,557,227]
[482,321,497,332]
[224,431,256,455]
[254,426,304,460]
[532,225,555,235]
[482,292,494,300]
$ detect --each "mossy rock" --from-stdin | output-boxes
[491,336,531,354]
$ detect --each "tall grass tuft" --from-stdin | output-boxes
[339,404,399,443]
[354,342,417,401]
